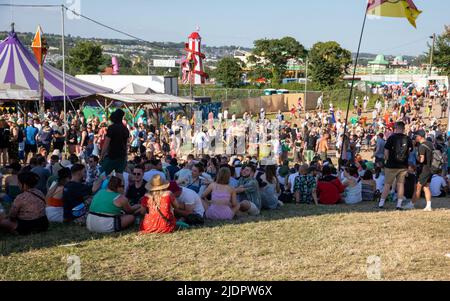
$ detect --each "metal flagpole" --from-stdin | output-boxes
[339,6,369,167]
[61,5,67,156]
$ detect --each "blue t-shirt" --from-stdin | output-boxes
[25,126,39,145]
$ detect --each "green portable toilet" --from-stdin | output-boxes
[264,89,277,96]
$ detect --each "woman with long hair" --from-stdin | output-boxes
[139,174,179,234]
[46,168,71,223]
[260,165,282,210]
[202,167,239,220]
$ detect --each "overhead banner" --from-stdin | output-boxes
[153,59,176,68]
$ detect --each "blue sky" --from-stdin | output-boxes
[0,0,448,55]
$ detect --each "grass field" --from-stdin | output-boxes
[1,199,449,281]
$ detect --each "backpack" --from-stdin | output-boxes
[393,135,410,163]
[422,144,444,172]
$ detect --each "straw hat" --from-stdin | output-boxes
[145,174,170,192]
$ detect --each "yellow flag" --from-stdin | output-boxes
[367,0,422,28]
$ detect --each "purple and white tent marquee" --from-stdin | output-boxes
[0,30,112,101]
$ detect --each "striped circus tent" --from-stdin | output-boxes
[0,30,112,101]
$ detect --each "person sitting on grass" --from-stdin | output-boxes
[202,167,240,221]
[46,168,71,223]
[63,164,104,225]
[87,175,141,233]
[361,170,377,202]
[0,172,49,235]
[342,165,362,205]
[1,162,22,204]
[294,164,318,205]
[430,169,448,198]
[316,165,344,205]
[235,164,262,216]
[139,174,180,234]
[169,181,205,226]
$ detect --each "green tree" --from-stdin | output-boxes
[430,26,450,76]
[308,41,352,88]
[67,41,104,75]
[249,37,307,84]
[214,57,243,88]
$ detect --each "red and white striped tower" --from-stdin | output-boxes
[182,30,207,85]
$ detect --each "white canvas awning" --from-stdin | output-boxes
[0,83,39,101]
[97,93,198,105]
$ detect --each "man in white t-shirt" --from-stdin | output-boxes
[430,173,448,198]
[287,166,300,193]
[169,181,205,225]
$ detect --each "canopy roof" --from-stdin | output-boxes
[118,82,156,95]
[369,54,389,66]
[97,93,199,105]
[0,82,39,101]
[0,30,112,101]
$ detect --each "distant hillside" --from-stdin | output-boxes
[0,31,421,68]
[0,31,252,66]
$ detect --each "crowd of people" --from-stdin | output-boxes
[0,81,449,236]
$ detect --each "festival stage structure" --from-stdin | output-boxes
[181,31,208,85]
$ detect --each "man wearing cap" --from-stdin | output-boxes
[100,109,130,175]
[409,130,434,211]
[169,181,204,226]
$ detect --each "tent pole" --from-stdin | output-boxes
[339,7,368,168]
[61,5,68,156]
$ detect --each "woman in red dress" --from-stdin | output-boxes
[139,174,179,234]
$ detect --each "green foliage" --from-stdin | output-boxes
[249,37,307,84]
[432,26,450,77]
[308,41,352,88]
[214,57,243,88]
[67,41,104,75]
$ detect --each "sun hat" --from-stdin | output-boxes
[145,174,170,192]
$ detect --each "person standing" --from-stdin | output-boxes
[409,131,434,211]
[100,109,130,175]
[24,120,39,163]
[378,122,413,210]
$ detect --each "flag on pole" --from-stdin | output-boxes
[367,0,422,28]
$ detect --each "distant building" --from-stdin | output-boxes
[368,54,389,72]
[391,56,408,68]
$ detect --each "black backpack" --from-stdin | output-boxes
[393,135,410,163]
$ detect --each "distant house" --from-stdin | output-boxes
[391,56,409,68]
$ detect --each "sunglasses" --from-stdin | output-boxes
[133,173,142,176]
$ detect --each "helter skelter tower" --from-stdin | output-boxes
[182,30,208,85]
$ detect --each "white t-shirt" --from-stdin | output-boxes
[430,175,447,197]
[177,187,205,217]
[374,174,385,192]
[143,169,167,182]
[288,172,299,193]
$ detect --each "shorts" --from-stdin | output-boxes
[25,144,37,154]
[101,156,127,175]
[46,207,64,223]
[86,213,121,233]
[418,169,433,186]
[16,216,49,235]
[305,150,315,162]
[320,152,327,161]
[384,168,408,185]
